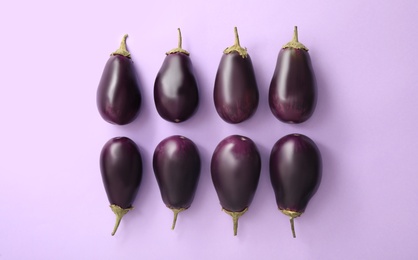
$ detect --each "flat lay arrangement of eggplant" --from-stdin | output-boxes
[96,26,322,238]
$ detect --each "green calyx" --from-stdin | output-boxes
[223,207,249,236]
[282,26,309,51]
[110,204,133,236]
[223,27,248,58]
[166,28,190,56]
[111,34,131,58]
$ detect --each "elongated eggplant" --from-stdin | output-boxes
[214,27,259,124]
[269,26,317,123]
[97,35,141,125]
[211,135,261,235]
[154,28,199,123]
[269,134,321,238]
[100,137,142,236]
[153,135,201,229]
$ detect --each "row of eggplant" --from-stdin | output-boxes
[96,26,317,125]
[100,133,321,238]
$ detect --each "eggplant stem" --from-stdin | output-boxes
[290,217,296,238]
[166,28,190,55]
[110,204,132,236]
[282,26,309,51]
[280,209,302,238]
[171,208,186,230]
[223,26,248,58]
[222,207,248,236]
[111,34,131,58]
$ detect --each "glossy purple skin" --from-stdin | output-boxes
[97,55,141,125]
[154,53,199,123]
[100,137,142,209]
[153,135,201,209]
[211,135,261,212]
[269,48,317,123]
[269,134,321,213]
[214,52,259,124]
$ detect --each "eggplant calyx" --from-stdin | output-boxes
[170,207,187,230]
[110,204,133,236]
[224,27,248,58]
[223,207,249,236]
[166,28,190,56]
[280,209,302,238]
[111,34,131,58]
[282,26,309,51]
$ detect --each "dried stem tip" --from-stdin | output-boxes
[166,28,190,55]
[110,204,133,236]
[171,208,186,230]
[112,34,131,58]
[224,27,248,58]
[223,207,249,236]
[280,209,302,238]
[282,26,309,51]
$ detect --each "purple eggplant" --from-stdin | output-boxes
[100,137,142,236]
[269,26,317,123]
[97,35,141,125]
[269,134,321,238]
[154,28,199,123]
[214,27,259,124]
[211,135,261,235]
[153,135,201,229]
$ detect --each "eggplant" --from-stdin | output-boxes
[213,27,259,124]
[269,134,321,238]
[153,135,201,229]
[269,26,317,123]
[97,35,141,125]
[100,137,143,236]
[154,28,199,123]
[211,135,261,235]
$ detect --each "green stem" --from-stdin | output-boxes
[223,27,248,58]
[280,209,302,238]
[166,28,190,55]
[223,207,248,236]
[171,208,186,230]
[110,204,132,236]
[111,34,131,58]
[282,26,309,51]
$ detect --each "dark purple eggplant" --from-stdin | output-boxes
[269,134,321,238]
[214,27,259,124]
[100,137,142,236]
[153,135,201,229]
[269,26,317,123]
[154,28,199,123]
[97,35,141,125]
[211,135,261,235]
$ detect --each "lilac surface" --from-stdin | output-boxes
[1,0,418,259]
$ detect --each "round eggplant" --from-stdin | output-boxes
[154,28,199,123]
[153,135,201,229]
[269,26,317,123]
[214,27,259,124]
[100,137,143,236]
[97,35,142,125]
[211,135,261,236]
[269,134,321,238]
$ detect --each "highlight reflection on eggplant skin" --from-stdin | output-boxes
[154,29,199,123]
[97,35,141,125]
[269,133,321,237]
[100,137,142,235]
[214,27,259,124]
[211,135,261,235]
[153,135,201,229]
[269,26,316,124]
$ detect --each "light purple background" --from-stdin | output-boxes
[1,0,417,259]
